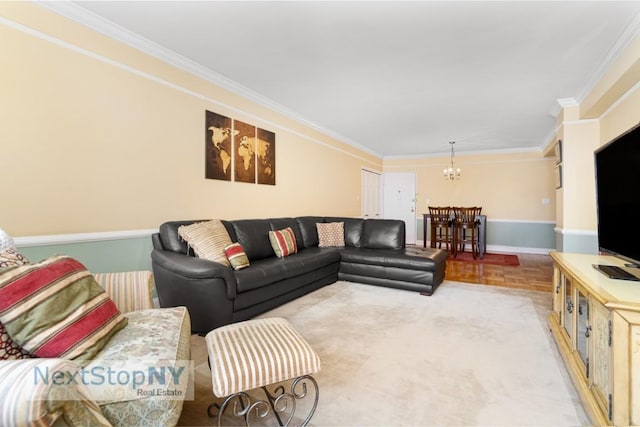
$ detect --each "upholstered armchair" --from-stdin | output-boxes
[0,268,190,427]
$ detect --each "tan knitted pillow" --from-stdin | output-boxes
[316,222,345,247]
[178,220,232,267]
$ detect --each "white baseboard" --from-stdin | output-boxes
[416,240,553,255]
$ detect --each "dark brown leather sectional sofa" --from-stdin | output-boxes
[151,216,447,334]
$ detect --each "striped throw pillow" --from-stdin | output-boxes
[178,220,232,267]
[224,243,250,270]
[268,227,298,258]
[0,256,128,365]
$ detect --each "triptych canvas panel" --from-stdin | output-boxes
[205,110,275,185]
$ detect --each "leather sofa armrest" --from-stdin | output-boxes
[151,250,237,299]
[151,249,236,333]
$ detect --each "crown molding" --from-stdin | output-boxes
[547,10,640,117]
[383,145,542,161]
[35,1,382,159]
[557,97,579,108]
[33,2,640,160]
[549,97,578,118]
[575,9,640,104]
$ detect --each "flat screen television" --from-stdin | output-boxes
[594,122,640,280]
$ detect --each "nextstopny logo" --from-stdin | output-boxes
[32,360,194,400]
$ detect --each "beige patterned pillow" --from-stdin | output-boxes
[0,248,29,269]
[316,222,345,247]
[178,220,232,267]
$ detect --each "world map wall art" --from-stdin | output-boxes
[205,110,276,185]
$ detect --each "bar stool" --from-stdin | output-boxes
[453,206,482,259]
[428,206,454,255]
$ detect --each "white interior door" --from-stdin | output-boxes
[383,172,417,244]
[361,169,382,219]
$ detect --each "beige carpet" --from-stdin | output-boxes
[178,281,589,426]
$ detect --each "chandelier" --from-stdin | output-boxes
[443,141,461,180]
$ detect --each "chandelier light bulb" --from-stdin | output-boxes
[443,141,461,181]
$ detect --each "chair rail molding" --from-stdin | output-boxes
[554,227,598,236]
[14,229,159,247]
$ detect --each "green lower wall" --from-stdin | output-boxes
[16,219,559,273]
[555,230,598,254]
[17,236,154,273]
[417,219,556,253]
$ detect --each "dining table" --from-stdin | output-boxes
[422,213,487,259]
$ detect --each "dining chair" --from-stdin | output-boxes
[453,206,482,259]
[428,206,454,255]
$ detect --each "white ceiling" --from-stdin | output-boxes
[44,1,640,158]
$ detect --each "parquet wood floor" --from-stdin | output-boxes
[445,252,553,293]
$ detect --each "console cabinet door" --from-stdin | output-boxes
[591,297,612,421]
[552,267,563,326]
[576,288,589,372]
[563,276,574,343]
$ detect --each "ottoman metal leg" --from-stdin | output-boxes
[207,374,319,427]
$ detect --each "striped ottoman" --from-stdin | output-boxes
[205,317,320,426]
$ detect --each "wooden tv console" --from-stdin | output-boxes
[549,251,640,426]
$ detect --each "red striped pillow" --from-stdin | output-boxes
[268,227,298,258]
[0,256,127,365]
[224,243,250,270]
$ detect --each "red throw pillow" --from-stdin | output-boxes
[269,227,298,258]
[224,243,250,270]
[0,256,128,364]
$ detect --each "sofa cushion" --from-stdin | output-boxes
[234,258,287,293]
[361,219,405,250]
[339,247,445,270]
[317,222,345,247]
[278,247,341,278]
[232,219,274,261]
[0,256,128,364]
[325,217,364,247]
[224,243,250,270]
[295,216,325,248]
[85,307,191,408]
[178,220,232,267]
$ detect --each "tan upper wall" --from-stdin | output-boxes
[554,31,640,232]
[384,151,555,221]
[4,3,635,237]
[0,3,381,236]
